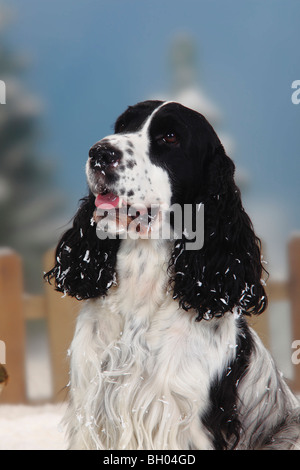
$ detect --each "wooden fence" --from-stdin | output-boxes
[0,249,79,403]
[0,237,300,404]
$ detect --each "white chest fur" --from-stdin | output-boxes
[67,239,238,450]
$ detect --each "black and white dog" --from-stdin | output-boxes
[46,101,300,450]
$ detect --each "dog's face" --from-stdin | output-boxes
[86,100,221,216]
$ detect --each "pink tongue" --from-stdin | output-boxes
[95,193,120,209]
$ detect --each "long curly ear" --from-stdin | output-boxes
[44,193,120,299]
[170,145,268,321]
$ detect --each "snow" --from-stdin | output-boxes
[0,403,67,450]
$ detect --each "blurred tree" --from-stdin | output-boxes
[0,6,65,292]
[157,33,249,192]
[168,33,221,124]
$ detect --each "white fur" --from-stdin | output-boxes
[64,238,240,450]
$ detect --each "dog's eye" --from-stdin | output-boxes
[156,132,179,146]
[163,132,178,144]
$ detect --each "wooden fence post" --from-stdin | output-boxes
[288,235,300,392]
[44,249,80,401]
[0,249,26,403]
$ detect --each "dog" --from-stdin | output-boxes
[45,100,300,450]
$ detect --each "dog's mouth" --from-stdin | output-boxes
[95,191,124,210]
[93,190,161,234]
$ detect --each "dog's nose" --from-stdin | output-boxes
[89,142,121,169]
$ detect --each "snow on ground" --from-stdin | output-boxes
[0,403,67,450]
[1,400,299,450]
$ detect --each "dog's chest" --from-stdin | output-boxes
[83,311,236,448]
[70,240,238,449]
[91,301,210,449]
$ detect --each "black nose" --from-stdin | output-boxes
[89,142,121,169]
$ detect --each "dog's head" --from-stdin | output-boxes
[86,100,222,221]
[45,100,267,320]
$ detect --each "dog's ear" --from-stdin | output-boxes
[44,193,120,299]
[170,144,268,321]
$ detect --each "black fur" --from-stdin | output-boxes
[169,143,267,321]
[202,317,254,449]
[44,193,120,299]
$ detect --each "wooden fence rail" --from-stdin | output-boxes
[0,237,300,403]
